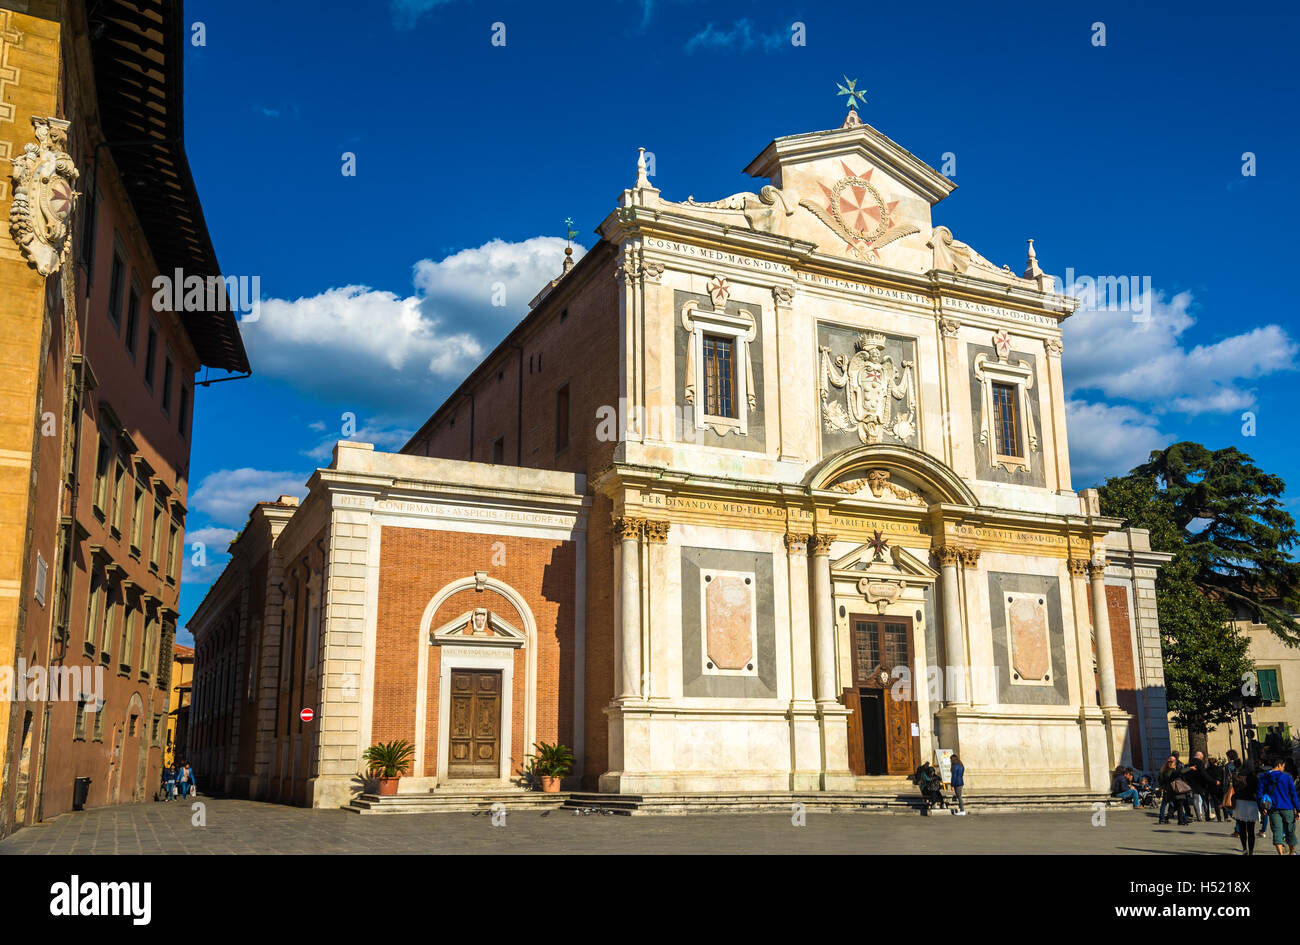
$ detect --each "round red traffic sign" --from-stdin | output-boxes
[300,708,314,723]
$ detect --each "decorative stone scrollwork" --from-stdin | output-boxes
[641,261,664,284]
[819,331,917,445]
[939,316,961,338]
[9,116,80,276]
[858,577,908,615]
[771,284,795,307]
[1044,338,1063,357]
[611,516,646,541]
[783,532,810,554]
[927,225,971,275]
[644,520,670,544]
[959,547,981,568]
[1067,558,1089,577]
[810,534,837,556]
[829,468,923,504]
[1087,558,1107,578]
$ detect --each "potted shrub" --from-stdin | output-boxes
[363,739,415,796]
[528,741,574,793]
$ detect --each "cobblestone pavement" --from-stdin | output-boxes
[0,798,1270,855]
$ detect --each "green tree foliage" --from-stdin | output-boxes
[1102,442,1300,644]
[1099,442,1296,750]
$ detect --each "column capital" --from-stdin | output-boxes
[644,519,670,544]
[611,515,646,541]
[1087,558,1108,579]
[933,544,963,567]
[783,532,811,554]
[1067,557,1090,577]
[810,533,837,556]
[959,547,981,568]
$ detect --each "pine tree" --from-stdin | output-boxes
[1098,442,1295,755]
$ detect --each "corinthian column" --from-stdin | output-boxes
[935,545,969,705]
[810,533,838,704]
[1089,557,1119,710]
[614,516,645,699]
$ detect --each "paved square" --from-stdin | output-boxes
[0,798,1266,855]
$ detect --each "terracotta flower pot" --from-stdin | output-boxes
[539,775,562,793]
[377,776,401,796]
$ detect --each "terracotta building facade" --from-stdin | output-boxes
[191,109,1173,806]
[0,0,247,838]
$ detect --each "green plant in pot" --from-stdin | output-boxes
[527,741,574,793]
[363,739,415,796]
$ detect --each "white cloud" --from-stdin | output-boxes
[180,527,239,586]
[1065,399,1171,487]
[303,422,414,462]
[685,18,786,53]
[190,468,308,528]
[241,237,582,419]
[1062,289,1297,415]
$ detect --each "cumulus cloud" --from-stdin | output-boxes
[303,421,414,462]
[190,468,308,528]
[1062,289,1296,415]
[241,237,581,420]
[1065,399,1171,487]
[180,526,239,586]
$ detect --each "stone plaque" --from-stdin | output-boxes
[1007,592,1050,681]
[704,573,755,672]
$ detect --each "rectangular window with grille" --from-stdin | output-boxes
[992,382,1022,457]
[703,334,736,419]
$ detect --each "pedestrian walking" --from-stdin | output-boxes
[1158,756,1192,826]
[1258,755,1299,856]
[163,764,177,801]
[950,754,966,815]
[177,762,197,799]
[1224,763,1260,855]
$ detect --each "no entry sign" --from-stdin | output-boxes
[300,708,314,723]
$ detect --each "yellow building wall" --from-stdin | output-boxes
[0,3,63,809]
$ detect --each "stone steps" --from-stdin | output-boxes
[345,788,1124,816]
[345,791,570,814]
[562,790,1124,816]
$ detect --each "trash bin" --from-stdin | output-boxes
[73,776,91,811]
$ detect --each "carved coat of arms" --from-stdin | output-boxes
[9,116,80,276]
[819,332,917,444]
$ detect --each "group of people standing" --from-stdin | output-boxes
[1131,749,1299,855]
[160,762,197,802]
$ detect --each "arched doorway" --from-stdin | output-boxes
[809,444,971,777]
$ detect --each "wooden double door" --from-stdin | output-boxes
[845,614,919,776]
[447,669,502,779]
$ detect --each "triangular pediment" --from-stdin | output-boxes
[832,543,937,581]
[430,608,526,648]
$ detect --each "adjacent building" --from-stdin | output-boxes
[190,106,1173,806]
[165,643,193,768]
[0,0,247,837]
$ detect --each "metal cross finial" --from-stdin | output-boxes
[837,76,867,112]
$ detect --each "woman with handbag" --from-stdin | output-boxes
[1225,763,1260,855]
[1158,756,1192,826]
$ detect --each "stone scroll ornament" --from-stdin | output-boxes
[819,331,917,444]
[9,116,80,276]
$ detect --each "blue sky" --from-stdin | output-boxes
[175,0,1300,639]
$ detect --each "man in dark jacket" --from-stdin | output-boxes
[1185,752,1214,821]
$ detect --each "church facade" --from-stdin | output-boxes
[188,111,1173,807]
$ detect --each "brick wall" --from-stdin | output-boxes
[375,526,576,778]
[1106,585,1143,768]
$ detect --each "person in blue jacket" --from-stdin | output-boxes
[177,762,197,799]
[1258,755,1299,855]
[950,755,967,815]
